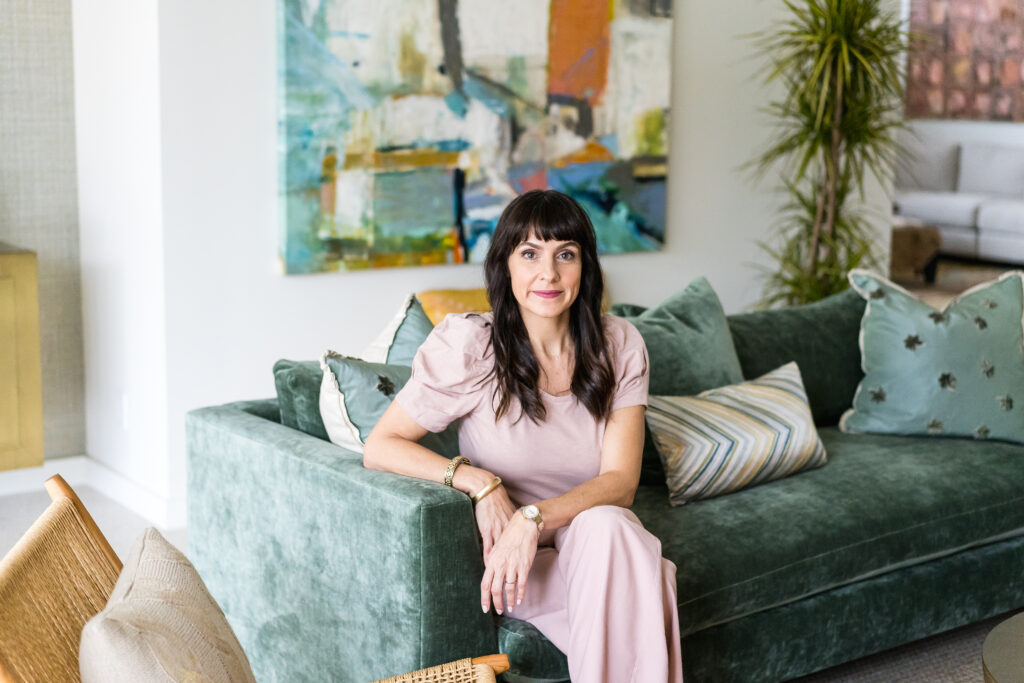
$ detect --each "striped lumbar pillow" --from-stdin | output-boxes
[647,362,827,505]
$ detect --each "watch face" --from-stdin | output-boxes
[523,505,539,519]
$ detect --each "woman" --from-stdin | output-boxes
[364,189,683,682]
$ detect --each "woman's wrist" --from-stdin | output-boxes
[451,465,496,496]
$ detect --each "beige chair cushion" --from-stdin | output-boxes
[79,528,256,683]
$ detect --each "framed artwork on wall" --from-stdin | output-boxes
[906,0,1024,121]
[277,0,672,273]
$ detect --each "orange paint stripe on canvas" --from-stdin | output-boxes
[547,0,612,104]
[550,140,616,168]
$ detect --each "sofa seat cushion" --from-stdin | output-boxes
[977,199,1024,236]
[894,190,988,227]
[631,427,1024,636]
[958,142,1024,197]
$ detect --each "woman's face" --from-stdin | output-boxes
[506,231,582,323]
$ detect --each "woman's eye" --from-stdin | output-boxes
[521,250,535,259]
[558,251,576,261]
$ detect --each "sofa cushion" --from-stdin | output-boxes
[648,362,827,505]
[977,198,1024,236]
[319,351,459,456]
[359,293,435,365]
[611,277,745,485]
[894,190,987,227]
[726,288,865,426]
[894,139,958,192]
[841,269,1024,444]
[979,231,1024,265]
[273,359,329,440]
[80,528,257,683]
[958,142,1024,198]
[631,427,1024,636]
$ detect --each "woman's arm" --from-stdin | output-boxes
[483,403,646,614]
[528,403,645,530]
[364,400,495,496]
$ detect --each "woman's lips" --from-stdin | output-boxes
[533,290,562,298]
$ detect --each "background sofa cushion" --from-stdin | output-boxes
[727,288,865,426]
[273,359,329,440]
[893,189,987,227]
[841,270,1024,444]
[957,142,1024,197]
[631,426,1024,636]
[893,139,958,192]
[648,362,826,505]
[80,528,257,683]
[977,198,1024,236]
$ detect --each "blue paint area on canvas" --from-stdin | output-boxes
[548,161,664,252]
[373,169,455,237]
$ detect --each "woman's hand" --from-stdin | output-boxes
[480,513,540,615]
[474,485,518,563]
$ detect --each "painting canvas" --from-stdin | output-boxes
[906,0,1024,121]
[278,0,671,273]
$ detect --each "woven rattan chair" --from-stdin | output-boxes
[0,475,122,683]
[372,654,510,683]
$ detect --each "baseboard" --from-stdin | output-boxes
[0,455,184,529]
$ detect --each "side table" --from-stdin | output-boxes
[983,611,1024,683]
[891,217,942,283]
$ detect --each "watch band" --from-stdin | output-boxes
[444,455,471,488]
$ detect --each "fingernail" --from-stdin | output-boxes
[482,605,488,613]
[496,608,503,615]
[517,598,522,605]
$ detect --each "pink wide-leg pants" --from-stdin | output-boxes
[510,505,684,683]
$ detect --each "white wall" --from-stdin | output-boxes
[73,0,895,524]
[72,0,170,515]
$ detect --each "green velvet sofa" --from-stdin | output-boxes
[186,289,1024,682]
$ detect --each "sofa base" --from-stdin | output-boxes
[679,533,1024,683]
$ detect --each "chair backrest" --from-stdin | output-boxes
[0,476,121,683]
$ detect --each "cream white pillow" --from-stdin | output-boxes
[79,528,256,683]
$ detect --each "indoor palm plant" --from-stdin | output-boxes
[750,0,907,306]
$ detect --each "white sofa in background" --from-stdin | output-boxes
[894,141,1024,264]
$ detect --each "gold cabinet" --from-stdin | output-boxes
[0,243,43,471]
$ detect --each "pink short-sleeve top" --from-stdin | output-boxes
[394,312,650,507]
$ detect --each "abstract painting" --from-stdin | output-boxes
[906,0,1024,121]
[278,0,671,273]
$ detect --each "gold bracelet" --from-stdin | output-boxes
[472,476,502,505]
[444,455,471,488]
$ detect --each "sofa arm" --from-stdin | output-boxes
[186,401,496,683]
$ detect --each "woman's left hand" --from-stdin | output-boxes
[480,513,540,615]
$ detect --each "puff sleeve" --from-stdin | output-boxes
[607,316,651,412]
[394,313,492,433]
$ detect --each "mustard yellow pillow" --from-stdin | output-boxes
[416,288,491,324]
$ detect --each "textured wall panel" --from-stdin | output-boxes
[0,0,86,458]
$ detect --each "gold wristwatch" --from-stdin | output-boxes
[521,504,544,531]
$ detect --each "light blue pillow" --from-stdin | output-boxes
[359,294,434,365]
[319,352,459,457]
[840,269,1024,443]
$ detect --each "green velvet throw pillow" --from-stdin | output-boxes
[319,351,459,456]
[841,269,1024,443]
[611,277,745,485]
[272,360,329,440]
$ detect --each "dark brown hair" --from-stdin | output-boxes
[482,189,615,423]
